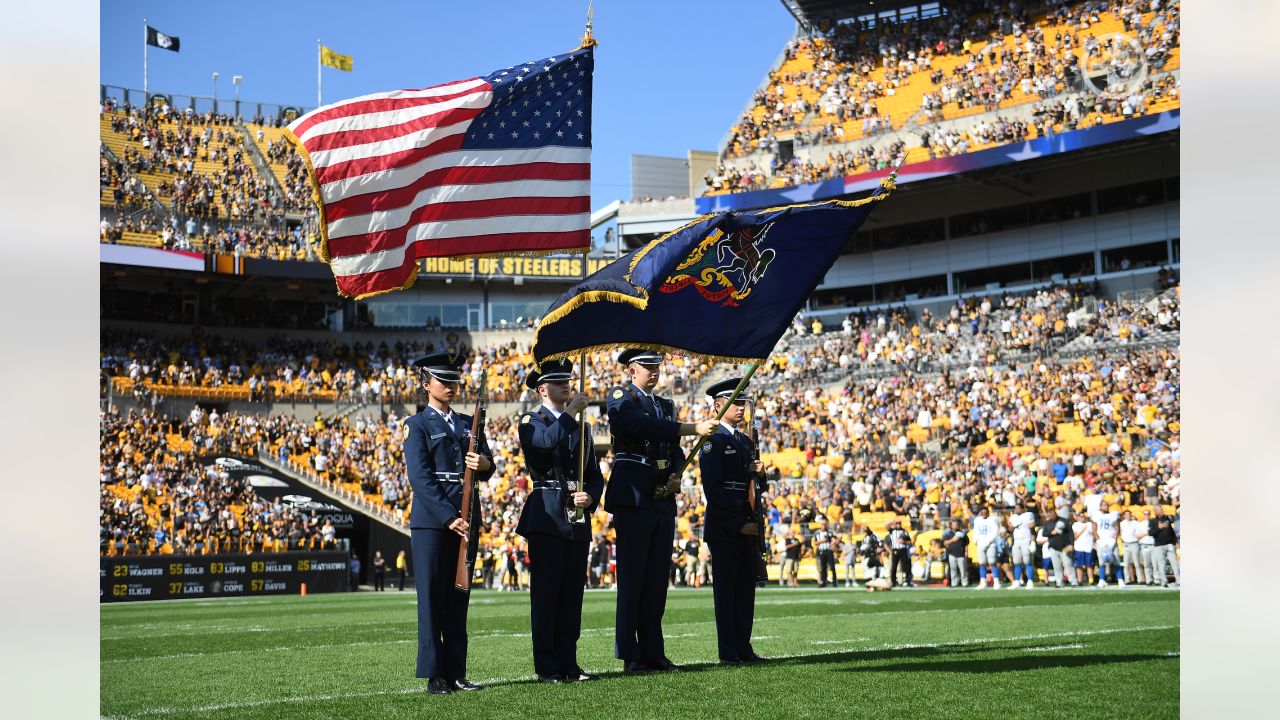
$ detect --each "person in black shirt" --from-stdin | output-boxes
[859,525,884,581]
[1044,511,1078,587]
[943,519,969,588]
[372,550,387,591]
[1147,506,1180,586]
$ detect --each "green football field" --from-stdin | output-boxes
[101,586,1179,719]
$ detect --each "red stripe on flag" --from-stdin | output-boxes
[303,103,486,153]
[314,133,467,185]
[334,230,590,298]
[326,162,591,220]
[327,196,591,257]
[291,78,485,137]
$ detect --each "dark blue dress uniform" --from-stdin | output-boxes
[404,354,494,686]
[515,374,604,680]
[699,379,763,663]
[605,350,685,669]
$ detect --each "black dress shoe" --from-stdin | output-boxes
[450,679,483,691]
[428,678,452,695]
[742,654,769,664]
[537,674,564,684]
[650,657,682,671]
[624,660,652,675]
[719,658,743,666]
[567,669,600,681]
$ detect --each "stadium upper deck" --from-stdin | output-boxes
[707,0,1178,196]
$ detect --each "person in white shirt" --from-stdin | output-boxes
[1008,503,1037,588]
[1119,510,1145,585]
[1092,501,1123,587]
[1135,508,1158,585]
[972,506,1002,588]
[1072,516,1097,586]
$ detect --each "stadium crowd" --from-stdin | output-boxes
[709,0,1179,194]
[100,407,344,556]
[101,277,1181,591]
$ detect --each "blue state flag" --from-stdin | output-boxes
[531,178,896,365]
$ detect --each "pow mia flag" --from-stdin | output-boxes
[146,26,180,52]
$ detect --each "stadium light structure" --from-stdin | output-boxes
[212,72,219,114]
[233,75,243,120]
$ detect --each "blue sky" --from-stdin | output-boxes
[100,0,796,206]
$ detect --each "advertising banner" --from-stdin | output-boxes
[101,550,348,602]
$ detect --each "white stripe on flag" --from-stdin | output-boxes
[327,179,591,238]
[321,146,592,201]
[296,89,491,145]
[287,79,489,133]
[330,214,590,276]
[307,117,480,169]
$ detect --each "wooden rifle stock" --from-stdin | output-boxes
[454,374,488,592]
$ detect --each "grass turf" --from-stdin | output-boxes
[101,586,1178,719]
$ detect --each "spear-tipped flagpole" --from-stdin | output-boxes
[573,0,596,519]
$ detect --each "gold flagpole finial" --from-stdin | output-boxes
[580,1,598,48]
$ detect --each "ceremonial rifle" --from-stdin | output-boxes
[454,373,488,592]
[746,389,770,583]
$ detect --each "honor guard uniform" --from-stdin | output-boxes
[606,349,712,673]
[404,352,494,694]
[515,360,605,683]
[698,378,767,665]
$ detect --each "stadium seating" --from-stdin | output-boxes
[708,0,1181,196]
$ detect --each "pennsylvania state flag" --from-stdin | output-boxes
[531,178,896,366]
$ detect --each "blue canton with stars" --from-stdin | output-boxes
[461,46,593,150]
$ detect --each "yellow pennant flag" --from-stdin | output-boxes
[320,45,353,72]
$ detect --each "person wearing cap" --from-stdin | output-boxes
[403,352,495,695]
[514,360,604,684]
[605,348,717,674]
[698,377,768,666]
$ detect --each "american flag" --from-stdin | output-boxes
[288,46,593,299]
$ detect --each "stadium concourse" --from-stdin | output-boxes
[102,278,1181,589]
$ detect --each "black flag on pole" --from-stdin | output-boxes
[146,26,180,52]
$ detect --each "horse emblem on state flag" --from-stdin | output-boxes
[658,223,776,307]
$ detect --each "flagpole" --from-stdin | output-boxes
[143,19,148,99]
[574,1,596,502]
[316,39,322,107]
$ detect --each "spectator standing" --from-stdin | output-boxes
[396,550,409,590]
[1044,511,1078,587]
[350,553,361,591]
[943,519,969,588]
[1137,509,1158,585]
[1120,510,1146,585]
[781,528,802,588]
[1148,505,1180,586]
[840,534,858,588]
[372,550,387,591]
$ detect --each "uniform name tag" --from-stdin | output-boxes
[724,448,737,455]
[429,432,447,440]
